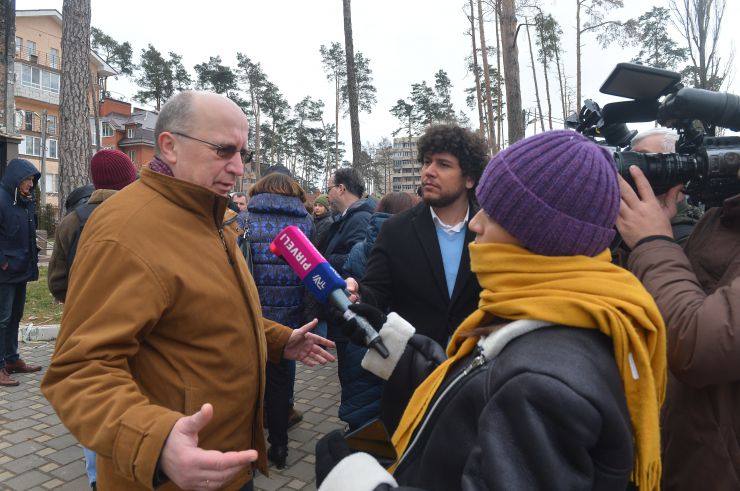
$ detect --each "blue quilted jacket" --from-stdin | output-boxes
[247,193,314,328]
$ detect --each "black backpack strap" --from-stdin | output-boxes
[66,202,100,277]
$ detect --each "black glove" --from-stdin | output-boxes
[316,429,352,487]
[342,303,387,346]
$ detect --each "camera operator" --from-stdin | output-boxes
[617,165,740,490]
[630,129,702,245]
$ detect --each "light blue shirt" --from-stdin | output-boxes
[430,207,469,298]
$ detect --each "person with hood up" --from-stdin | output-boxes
[0,158,42,386]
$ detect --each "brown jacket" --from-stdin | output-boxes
[47,189,117,302]
[628,194,740,491]
[41,168,292,491]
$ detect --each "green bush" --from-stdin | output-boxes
[38,203,58,236]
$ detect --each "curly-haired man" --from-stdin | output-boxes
[348,123,488,348]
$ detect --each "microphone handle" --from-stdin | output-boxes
[328,290,390,359]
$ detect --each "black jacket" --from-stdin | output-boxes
[321,326,634,491]
[0,159,40,284]
[359,202,481,347]
[324,198,375,276]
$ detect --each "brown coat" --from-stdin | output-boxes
[47,188,117,302]
[41,168,292,491]
[628,194,740,491]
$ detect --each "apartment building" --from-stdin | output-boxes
[391,136,420,193]
[14,9,115,209]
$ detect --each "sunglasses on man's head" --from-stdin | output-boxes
[171,132,253,162]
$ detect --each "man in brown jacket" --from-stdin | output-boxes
[617,165,740,490]
[41,91,335,491]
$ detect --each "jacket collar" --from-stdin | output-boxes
[140,167,229,228]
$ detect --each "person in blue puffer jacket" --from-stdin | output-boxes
[339,192,417,430]
[247,171,314,469]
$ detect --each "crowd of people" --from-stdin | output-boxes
[0,88,737,490]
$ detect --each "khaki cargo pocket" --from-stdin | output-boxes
[112,422,145,480]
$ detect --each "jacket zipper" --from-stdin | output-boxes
[395,350,487,473]
[213,199,234,267]
[218,227,234,266]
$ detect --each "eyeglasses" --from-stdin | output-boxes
[171,132,253,163]
[326,184,339,193]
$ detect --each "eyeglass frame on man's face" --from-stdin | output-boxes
[171,131,253,163]
[326,184,340,194]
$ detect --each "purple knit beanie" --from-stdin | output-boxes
[90,149,137,191]
[475,130,619,257]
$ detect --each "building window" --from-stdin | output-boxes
[102,123,114,137]
[45,173,59,194]
[20,65,59,94]
[47,139,58,159]
[21,135,42,156]
[26,40,37,62]
[15,36,21,55]
[46,115,57,135]
[50,48,59,69]
[127,127,135,138]
[127,150,136,163]
[24,111,34,131]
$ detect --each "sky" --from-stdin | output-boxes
[16,0,740,158]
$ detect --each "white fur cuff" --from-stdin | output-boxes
[319,452,398,491]
[361,312,415,380]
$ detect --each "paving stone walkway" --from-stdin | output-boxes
[0,341,344,491]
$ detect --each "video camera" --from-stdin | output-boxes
[566,63,740,207]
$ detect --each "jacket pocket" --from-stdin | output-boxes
[112,422,145,480]
[3,249,28,273]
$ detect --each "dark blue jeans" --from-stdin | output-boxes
[0,282,26,369]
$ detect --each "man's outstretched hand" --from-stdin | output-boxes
[617,165,681,249]
[161,403,258,490]
[284,319,336,366]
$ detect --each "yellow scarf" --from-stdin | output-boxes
[391,243,666,490]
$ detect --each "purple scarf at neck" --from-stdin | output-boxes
[147,156,174,177]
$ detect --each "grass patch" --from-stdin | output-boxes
[23,265,64,325]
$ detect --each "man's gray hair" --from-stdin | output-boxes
[154,91,197,154]
[630,128,679,153]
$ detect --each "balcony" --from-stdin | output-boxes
[14,82,60,106]
[16,46,61,71]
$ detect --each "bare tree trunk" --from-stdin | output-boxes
[60,0,92,216]
[477,0,497,153]
[342,0,362,168]
[537,21,553,130]
[495,1,503,149]
[576,0,582,110]
[499,0,524,144]
[555,48,567,124]
[254,104,261,181]
[334,76,340,169]
[468,0,485,137]
[525,20,544,132]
